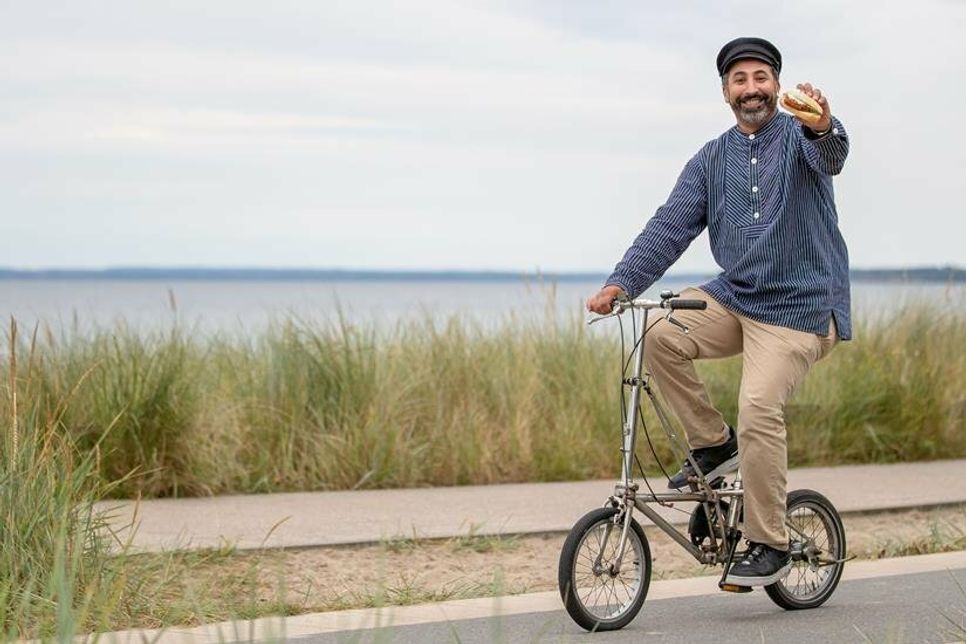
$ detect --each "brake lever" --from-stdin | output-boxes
[586,299,629,326]
[587,312,617,326]
[666,311,690,335]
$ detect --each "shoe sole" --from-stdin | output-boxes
[725,561,792,587]
[666,454,740,490]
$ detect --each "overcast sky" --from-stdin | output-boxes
[2,0,964,273]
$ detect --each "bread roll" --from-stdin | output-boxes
[781,88,823,125]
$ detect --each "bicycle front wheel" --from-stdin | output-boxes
[765,488,846,610]
[558,506,651,631]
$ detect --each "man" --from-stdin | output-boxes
[586,37,850,587]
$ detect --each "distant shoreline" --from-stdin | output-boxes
[0,266,962,283]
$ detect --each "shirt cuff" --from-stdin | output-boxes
[802,116,843,141]
[604,282,629,297]
[604,275,637,299]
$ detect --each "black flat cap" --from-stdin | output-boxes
[716,37,782,76]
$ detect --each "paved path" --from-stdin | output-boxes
[92,550,966,643]
[96,460,966,552]
[287,564,966,644]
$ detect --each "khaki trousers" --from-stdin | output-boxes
[643,287,839,549]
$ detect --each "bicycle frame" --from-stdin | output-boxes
[601,300,744,571]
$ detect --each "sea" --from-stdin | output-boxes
[1,275,962,337]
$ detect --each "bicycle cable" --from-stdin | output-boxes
[617,308,651,424]
[619,316,657,380]
[621,307,643,376]
[635,450,660,502]
[635,449,694,519]
[615,303,679,499]
[618,307,649,451]
[617,311,627,428]
[637,400,675,487]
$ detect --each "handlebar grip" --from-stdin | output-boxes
[668,299,707,310]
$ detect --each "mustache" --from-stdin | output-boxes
[739,93,769,104]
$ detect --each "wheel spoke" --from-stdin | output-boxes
[567,514,649,622]
[773,498,844,605]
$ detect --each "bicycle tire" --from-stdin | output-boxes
[765,488,846,610]
[558,506,651,631]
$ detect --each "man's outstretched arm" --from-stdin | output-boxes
[791,82,850,176]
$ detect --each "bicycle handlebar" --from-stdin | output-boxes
[667,299,707,310]
[587,296,707,325]
[613,297,707,312]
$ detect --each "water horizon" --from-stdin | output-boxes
[3,275,963,338]
[1,265,962,284]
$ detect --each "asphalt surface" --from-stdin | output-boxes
[281,567,966,644]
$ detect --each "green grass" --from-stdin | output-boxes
[4,301,957,638]
[868,522,966,559]
[379,523,521,555]
[3,303,964,499]
[0,321,121,638]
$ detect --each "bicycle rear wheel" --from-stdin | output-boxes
[558,506,651,631]
[765,488,846,610]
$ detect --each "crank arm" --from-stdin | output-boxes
[813,555,855,566]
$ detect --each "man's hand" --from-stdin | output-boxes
[586,284,626,314]
[795,82,832,134]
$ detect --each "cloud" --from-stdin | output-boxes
[0,0,963,270]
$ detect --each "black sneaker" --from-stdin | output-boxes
[666,425,739,489]
[725,542,792,586]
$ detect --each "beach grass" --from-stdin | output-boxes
[0,321,120,638]
[1,303,964,637]
[2,301,963,499]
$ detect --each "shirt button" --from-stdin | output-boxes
[749,134,755,140]
[832,128,839,135]
[752,186,759,193]
[751,157,758,164]
[753,212,760,219]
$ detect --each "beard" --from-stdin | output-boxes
[730,91,777,126]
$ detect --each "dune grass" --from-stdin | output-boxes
[0,321,119,638]
[2,301,963,499]
[0,303,964,637]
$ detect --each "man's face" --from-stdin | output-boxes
[722,59,780,128]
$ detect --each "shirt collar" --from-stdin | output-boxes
[729,110,785,143]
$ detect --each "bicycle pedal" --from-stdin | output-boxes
[719,583,753,594]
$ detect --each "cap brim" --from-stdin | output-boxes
[720,46,780,76]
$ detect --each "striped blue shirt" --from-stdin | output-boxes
[607,111,852,339]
